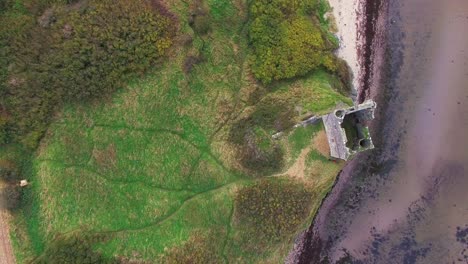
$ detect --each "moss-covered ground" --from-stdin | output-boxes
[2,0,350,262]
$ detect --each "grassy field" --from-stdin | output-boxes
[3,0,350,262]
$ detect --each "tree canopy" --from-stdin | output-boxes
[249,0,338,83]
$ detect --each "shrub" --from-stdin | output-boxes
[230,118,286,175]
[34,234,118,264]
[229,93,300,175]
[0,0,13,14]
[0,116,7,145]
[235,179,313,242]
[249,0,338,83]
[1,0,175,149]
[160,231,222,264]
[0,168,20,184]
[183,54,205,74]
[0,160,21,183]
[3,185,22,211]
[188,0,211,36]
[242,126,285,174]
[331,57,352,94]
[251,97,296,132]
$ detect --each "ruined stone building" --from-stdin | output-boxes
[322,100,377,160]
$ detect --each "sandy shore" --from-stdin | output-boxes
[327,0,361,99]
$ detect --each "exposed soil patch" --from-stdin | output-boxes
[282,146,312,179]
[313,130,330,157]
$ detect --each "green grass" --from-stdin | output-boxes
[307,149,329,163]
[6,0,350,262]
[316,0,331,26]
[288,123,323,160]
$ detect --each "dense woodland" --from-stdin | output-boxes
[0,0,350,262]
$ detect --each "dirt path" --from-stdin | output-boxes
[278,146,312,179]
[272,130,330,181]
[0,183,16,264]
[270,146,311,179]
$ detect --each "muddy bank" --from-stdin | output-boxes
[291,0,468,263]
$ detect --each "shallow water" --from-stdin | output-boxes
[296,0,468,263]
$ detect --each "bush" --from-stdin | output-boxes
[183,54,205,74]
[229,94,298,174]
[332,57,352,94]
[251,97,296,132]
[3,185,21,211]
[230,118,286,175]
[189,0,211,36]
[1,0,175,149]
[0,116,7,145]
[235,179,313,242]
[160,231,222,264]
[243,126,285,174]
[0,160,21,183]
[0,168,20,183]
[249,0,338,83]
[34,234,118,264]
